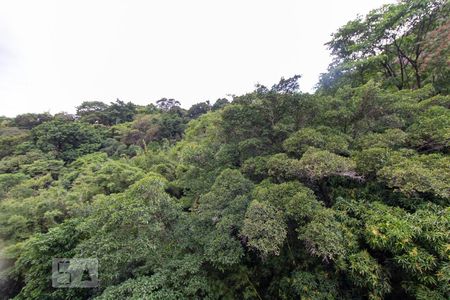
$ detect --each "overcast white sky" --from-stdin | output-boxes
[0,0,394,117]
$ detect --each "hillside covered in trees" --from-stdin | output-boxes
[0,1,449,299]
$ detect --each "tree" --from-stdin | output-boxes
[31,120,107,162]
[420,19,450,92]
[1,2,449,298]
[271,75,301,94]
[74,174,180,286]
[76,99,136,125]
[407,106,450,152]
[0,127,29,159]
[76,101,110,124]
[106,99,137,124]
[296,147,358,181]
[187,102,210,119]
[241,200,287,256]
[211,98,229,111]
[283,126,350,156]
[378,152,450,199]
[13,113,52,129]
[156,98,181,111]
[325,0,449,91]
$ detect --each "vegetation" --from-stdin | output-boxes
[0,1,449,299]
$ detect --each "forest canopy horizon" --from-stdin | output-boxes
[0,0,449,299]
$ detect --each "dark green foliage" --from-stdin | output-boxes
[407,106,450,152]
[0,173,28,199]
[241,200,287,256]
[0,2,449,299]
[290,271,340,300]
[0,127,29,159]
[378,152,450,200]
[13,113,52,129]
[76,99,137,125]
[107,99,137,125]
[155,98,180,111]
[31,120,108,162]
[187,101,211,119]
[211,98,229,111]
[321,0,449,92]
[283,126,350,156]
[76,101,110,124]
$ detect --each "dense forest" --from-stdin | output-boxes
[0,0,449,299]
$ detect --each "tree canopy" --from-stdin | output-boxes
[0,1,449,299]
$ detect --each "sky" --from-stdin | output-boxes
[0,0,394,117]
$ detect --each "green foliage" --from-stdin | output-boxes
[13,113,52,129]
[322,0,449,91]
[211,98,229,111]
[31,120,107,162]
[283,126,349,156]
[290,271,340,300]
[62,153,145,199]
[76,101,110,124]
[20,159,64,178]
[75,175,179,286]
[238,137,271,161]
[221,104,267,143]
[298,209,352,263]
[356,129,408,149]
[76,99,137,125]
[266,153,301,181]
[363,202,419,253]
[155,98,181,111]
[0,150,47,173]
[346,251,391,299]
[241,200,287,256]
[95,275,182,300]
[100,137,140,157]
[0,173,28,199]
[196,169,253,269]
[378,152,450,199]
[407,106,450,152]
[187,101,211,119]
[355,147,392,177]
[0,127,29,159]
[297,147,357,180]
[241,156,270,182]
[0,2,449,299]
